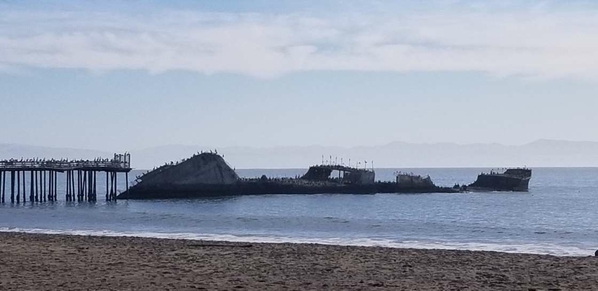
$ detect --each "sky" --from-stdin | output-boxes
[1,0,598,152]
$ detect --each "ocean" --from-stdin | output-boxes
[1,167,597,256]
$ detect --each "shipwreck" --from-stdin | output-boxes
[118,153,456,199]
[468,168,532,192]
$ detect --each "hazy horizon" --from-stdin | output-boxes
[3,139,598,169]
[2,138,598,153]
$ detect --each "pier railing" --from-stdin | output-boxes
[0,160,130,171]
[0,153,131,172]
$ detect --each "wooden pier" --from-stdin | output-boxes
[0,153,131,203]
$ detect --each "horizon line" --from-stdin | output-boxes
[3,138,598,153]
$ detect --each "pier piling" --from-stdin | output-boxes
[105,172,109,201]
[49,171,53,202]
[35,171,39,202]
[16,171,20,204]
[0,171,3,203]
[1,171,5,203]
[43,170,47,202]
[30,171,33,202]
[70,171,75,201]
[22,171,26,203]
[10,171,15,203]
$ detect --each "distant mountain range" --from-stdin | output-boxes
[2,139,598,169]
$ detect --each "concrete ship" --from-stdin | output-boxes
[118,153,456,199]
[394,172,439,192]
[468,168,532,192]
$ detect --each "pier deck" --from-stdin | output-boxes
[0,153,131,203]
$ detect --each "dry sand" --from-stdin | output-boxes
[0,233,597,290]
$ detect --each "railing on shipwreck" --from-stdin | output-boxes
[0,153,131,203]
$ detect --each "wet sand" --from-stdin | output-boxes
[0,233,597,290]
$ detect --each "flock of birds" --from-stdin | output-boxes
[0,157,129,168]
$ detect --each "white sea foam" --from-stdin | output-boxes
[0,227,592,257]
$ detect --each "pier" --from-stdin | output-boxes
[0,153,131,203]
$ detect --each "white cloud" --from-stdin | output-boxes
[1,4,598,79]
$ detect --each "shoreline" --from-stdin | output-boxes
[1,232,598,290]
[0,228,593,257]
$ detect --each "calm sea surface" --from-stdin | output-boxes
[1,168,597,256]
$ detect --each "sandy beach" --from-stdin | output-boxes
[0,233,597,290]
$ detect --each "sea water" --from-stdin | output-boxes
[0,167,597,256]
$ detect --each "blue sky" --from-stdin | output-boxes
[1,1,597,151]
